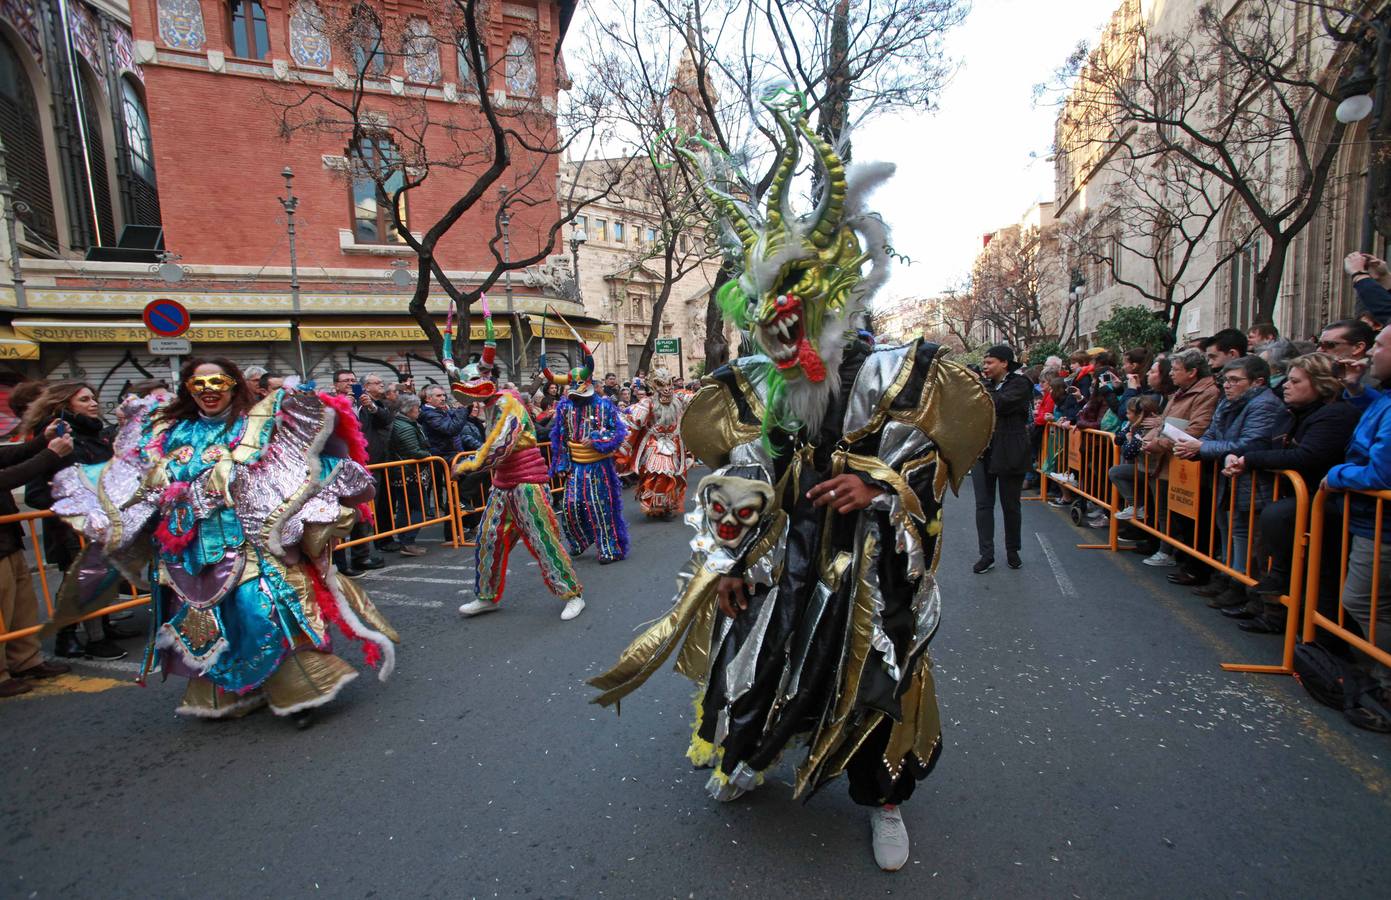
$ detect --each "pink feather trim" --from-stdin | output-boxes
[304,563,383,669]
[318,391,371,466]
[153,515,198,554]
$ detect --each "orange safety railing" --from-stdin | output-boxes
[1120,455,1310,675]
[339,456,464,550]
[1037,422,1123,551]
[0,509,150,645]
[1302,488,1391,673]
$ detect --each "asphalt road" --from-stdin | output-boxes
[4,476,1390,898]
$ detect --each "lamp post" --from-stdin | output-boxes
[569,225,587,296]
[0,140,28,309]
[279,166,308,378]
[1330,9,1391,252]
[498,185,519,380]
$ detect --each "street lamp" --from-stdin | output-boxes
[1327,8,1390,251]
[279,166,308,378]
[569,225,587,296]
[498,185,519,379]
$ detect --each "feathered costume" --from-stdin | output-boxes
[546,341,629,563]
[590,94,994,805]
[50,389,398,719]
[452,312,582,606]
[624,368,692,518]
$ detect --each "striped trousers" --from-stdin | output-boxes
[476,482,582,604]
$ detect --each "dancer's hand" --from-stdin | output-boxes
[717,576,747,618]
[807,474,884,514]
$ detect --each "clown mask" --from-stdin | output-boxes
[699,475,776,549]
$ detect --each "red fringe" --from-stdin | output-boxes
[153,515,198,554]
[303,562,383,669]
[318,391,371,466]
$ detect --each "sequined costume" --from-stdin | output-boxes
[624,371,692,518]
[454,391,582,605]
[590,94,994,808]
[51,390,398,719]
[550,394,629,563]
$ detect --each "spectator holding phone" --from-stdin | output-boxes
[1320,318,1378,397]
[1346,251,1391,324]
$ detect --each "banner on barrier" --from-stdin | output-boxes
[1169,458,1201,519]
[1067,430,1082,471]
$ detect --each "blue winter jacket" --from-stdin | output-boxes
[1326,388,1391,538]
[418,404,485,458]
[1198,385,1292,509]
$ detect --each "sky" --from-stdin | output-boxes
[859,0,1124,308]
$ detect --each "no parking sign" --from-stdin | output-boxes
[143,299,191,338]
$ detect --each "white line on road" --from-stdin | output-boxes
[365,564,475,572]
[356,575,466,586]
[1035,532,1078,599]
[366,592,445,609]
[64,658,151,674]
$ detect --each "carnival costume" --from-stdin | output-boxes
[50,387,398,720]
[623,368,692,518]
[451,311,585,620]
[546,343,629,563]
[589,95,993,860]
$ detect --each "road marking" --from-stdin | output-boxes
[368,564,475,572]
[367,592,445,609]
[1035,532,1078,598]
[357,575,465,586]
[65,657,149,674]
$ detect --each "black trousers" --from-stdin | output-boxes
[972,461,1024,559]
[845,717,931,807]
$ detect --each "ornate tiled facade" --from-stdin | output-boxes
[505,35,535,96]
[403,17,440,84]
[109,21,142,81]
[68,0,104,79]
[156,0,206,51]
[0,0,42,63]
[289,0,330,69]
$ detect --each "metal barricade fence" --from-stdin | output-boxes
[0,509,150,645]
[1038,423,1123,551]
[1121,456,1310,675]
[339,456,463,551]
[1302,488,1391,674]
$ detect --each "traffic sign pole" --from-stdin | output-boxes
[143,299,192,386]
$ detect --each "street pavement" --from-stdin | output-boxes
[4,476,1391,898]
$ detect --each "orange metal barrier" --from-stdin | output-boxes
[1038,422,1123,551]
[0,509,150,645]
[1120,456,1310,675]
[1302,488,1391,673]
[339,456,463,550]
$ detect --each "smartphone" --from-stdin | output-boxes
[54,421,68,437]
[351,383,364,400]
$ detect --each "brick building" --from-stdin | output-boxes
[0,0,598,411]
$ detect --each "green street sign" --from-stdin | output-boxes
[654,337,680,354]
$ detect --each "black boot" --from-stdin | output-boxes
[53,627,84,659]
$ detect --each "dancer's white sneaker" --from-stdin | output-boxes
[458,599,500,617]
[560,597,586,620]
[870,805,910,872]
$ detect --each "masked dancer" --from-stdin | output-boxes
[589,93,993,871]
[623,367,692,518]
[49,359,398,727]
[451,312,586,620]
[547,335,629,564]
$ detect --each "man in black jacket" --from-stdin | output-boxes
[973,344,1033,573]
[0,422,74,697]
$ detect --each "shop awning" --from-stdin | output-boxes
[524,317,616,344]
[299,317,510,342]
[10,319,292,343]
[0,326,40,360]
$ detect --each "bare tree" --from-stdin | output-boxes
[968,225,1058,349]
[938,284,985,351]
[269,0,619,367]
[1045,0,1363,325]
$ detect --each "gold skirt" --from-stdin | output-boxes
[175,648,358,719]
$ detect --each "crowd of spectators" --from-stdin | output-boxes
[1013,250,1391,731]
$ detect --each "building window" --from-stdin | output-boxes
[349,136,408,244]
[504,35,536,96]
[630,293,646,321]
[289,0,331,68]
[348,5,388,77]
[1227,239,1260,328]
[645,226,657,244]
[402,18,441,84]
[456,33,487,91]
[612,221,625,243]
[0,33,57,245]
[119,78,161,226]
[227,0,269,59]
[574,214,587,232]
[595,218,608,241]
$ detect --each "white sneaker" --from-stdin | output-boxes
[561,597,586,620]
[1115,505,1135,521]
[458,598,500,617]
[1142,550,1177,568]
[870,805,910,872]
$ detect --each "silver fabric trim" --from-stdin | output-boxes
[779,579,833,702]
[842,342,913,435]
[728,440,774,475]
[908,575,943,661]
[728,761,761,791]
[864,521,901,681]
[878,420,934,469]
[724,585,779,703]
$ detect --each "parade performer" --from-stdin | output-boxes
[589,93,993,871]
[451,308,586,621]
[547,335,629,564]
[49,358,398,727]
[623,367,692,518]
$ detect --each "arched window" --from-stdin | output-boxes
[349,135,407,244]
[119,78,161,226]
[74,65,114,249]
[504,35,535,96]
[0,32,56,245]
[227,0,269,60]
[348,5,387,77]
[456,33,487,91]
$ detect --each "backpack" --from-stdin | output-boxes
[1293,642,1391,733]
